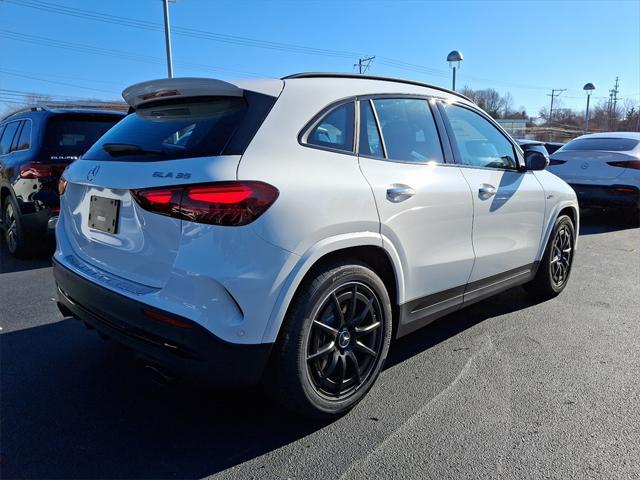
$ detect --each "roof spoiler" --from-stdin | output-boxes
[122,77,243,108]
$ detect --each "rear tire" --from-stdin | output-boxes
[266,261,392,419]
[524,214,575,299]
[3,195,30,258]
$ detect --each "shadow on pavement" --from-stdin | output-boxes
[1,207,636,478]
[1,284,545,479]
[579,208,639,236]
[0,238,53,274]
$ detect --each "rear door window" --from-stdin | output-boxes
[0,121,20,155]
[372,98,443,163]
[44,114,122,158]
[305,102,355,153]
[14,120,31,151]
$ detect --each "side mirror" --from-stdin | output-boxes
[524,149,549,171]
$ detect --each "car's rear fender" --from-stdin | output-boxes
[261,232,405,344]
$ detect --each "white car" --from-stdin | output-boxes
[548,132,640,217]
[54,74,579,418]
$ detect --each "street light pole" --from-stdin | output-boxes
[447,50,463,91]
[583,83,595,133]
[162,0,174,78]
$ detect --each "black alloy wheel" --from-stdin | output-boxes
[305,281,384,399]
[267,261,392,418]
[549,223,573,287]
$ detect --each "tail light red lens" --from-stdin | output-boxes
[143,309,192,329]
[19,162,68,179]
[549,159,566,166]
[131,181,279,226]
[607,160,640,170]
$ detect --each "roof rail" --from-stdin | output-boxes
[282,72,471,102]
[1,104,50,122]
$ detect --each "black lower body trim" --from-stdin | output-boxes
[397,263,539,338]
[570,183,640,209]
[53,259,272,387]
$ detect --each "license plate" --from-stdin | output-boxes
[88,196,120,234]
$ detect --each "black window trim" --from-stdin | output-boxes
[355,98,387,160]
[11,118,32,153]
[298,98,358,157]
[436,100,526,172]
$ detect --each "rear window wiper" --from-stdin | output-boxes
[102,143,167,157]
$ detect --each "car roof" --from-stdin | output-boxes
[575,132,640,140]
[282,72,471,102]
[2,107,125,123]
[517,139,544,146]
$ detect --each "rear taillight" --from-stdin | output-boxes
[131,181,279,226]
[19,162,68,179]
[549,159,566,166]
[607,160,640,170]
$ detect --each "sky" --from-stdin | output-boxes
[1,0,639,117]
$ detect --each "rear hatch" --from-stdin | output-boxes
[60,78,280,288]
[42,112,124,165]
[549,137,639,183]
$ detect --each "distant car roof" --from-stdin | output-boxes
[2,107,125,122]
[516,139,545,146]
[575,132,640,140]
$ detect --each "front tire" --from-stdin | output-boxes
[524,214,575,299]
[267,261,392,419]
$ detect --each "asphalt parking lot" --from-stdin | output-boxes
[1,211,639,480]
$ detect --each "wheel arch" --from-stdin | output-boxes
[537,201,579,261]
[262,233,404,343]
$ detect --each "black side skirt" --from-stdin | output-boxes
[396,262,539,338]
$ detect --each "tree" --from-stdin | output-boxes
[459,86,519,119]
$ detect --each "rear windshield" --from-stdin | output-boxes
[83,93,275,162]
[44,115,122,158]
[561,137,639,152]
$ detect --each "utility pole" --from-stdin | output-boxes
[611,76,620,129]
[162,0,175,78]
[354,56,375,74]
[547,88,566,123]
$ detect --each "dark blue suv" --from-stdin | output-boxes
[0,107,124,257]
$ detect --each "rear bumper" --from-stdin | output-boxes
[53,259,273,387]
[570,183,640,209]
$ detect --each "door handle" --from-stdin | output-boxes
[386,184,415,203]
[478,184,497,198]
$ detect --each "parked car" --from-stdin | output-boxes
[517,139,550,159]
[548,132,640,217]
[0,107,125,256]
[544,142,565,155]
[53,74,578,418]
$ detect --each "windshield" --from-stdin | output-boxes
[83,96,248,162]
[43,114,122,158]
[561,137,639,152]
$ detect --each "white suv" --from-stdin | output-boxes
[54,74,579,418]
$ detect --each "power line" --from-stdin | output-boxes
[0,68,120,94]
[4,0,569,92]
[0,30,265,78]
